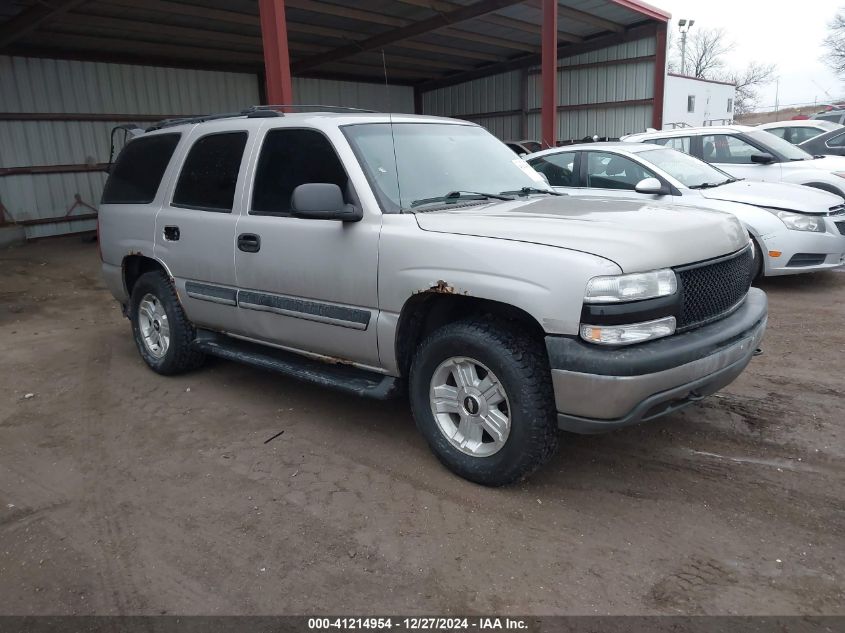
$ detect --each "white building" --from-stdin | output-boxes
[662,73,736,128]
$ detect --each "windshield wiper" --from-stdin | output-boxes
[499,186,563,197]
[689,181,730,189]
[410,190,513,208]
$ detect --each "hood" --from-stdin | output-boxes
[413,196,749,273]
[698,180,844,214]
[784,154,845,172]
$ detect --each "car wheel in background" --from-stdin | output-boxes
[750,237,765,281]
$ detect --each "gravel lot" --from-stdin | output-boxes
[0,237,842,615]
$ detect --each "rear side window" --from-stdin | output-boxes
[251,129,348,215]
[827,132,845,148]
[651,136,691,153]
[173,132,248,212]
[101,134,180,204]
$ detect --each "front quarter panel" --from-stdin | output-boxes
[376,214,620,373]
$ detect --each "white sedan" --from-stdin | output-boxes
[526,142,845,277]
[622,124,845,198]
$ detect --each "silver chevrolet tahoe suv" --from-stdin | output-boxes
[99,108,768,486]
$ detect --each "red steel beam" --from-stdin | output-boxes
[652,21,667,129]
[541,0,557,148]
[259,0,294,105]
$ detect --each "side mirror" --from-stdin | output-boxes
[750,153,775,164]
[291,183,362,222]
[634,177,667,195]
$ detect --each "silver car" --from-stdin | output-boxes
[526,142,845,277]
[99,109,767,486]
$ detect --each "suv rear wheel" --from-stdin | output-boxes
[130,271,205,375]
[409,317,559,486]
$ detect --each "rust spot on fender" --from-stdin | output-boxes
[430,280,456,294]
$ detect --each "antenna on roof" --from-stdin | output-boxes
[381,49,403,211]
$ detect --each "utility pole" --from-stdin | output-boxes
[678,18,695,75]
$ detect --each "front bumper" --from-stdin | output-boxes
[761,224,845,276]
[546,287,768,434]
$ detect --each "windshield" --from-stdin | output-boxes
[638,147,733,188]
[343,123,550,211]
[745,129,813,161]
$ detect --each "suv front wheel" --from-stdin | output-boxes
[409,317,559,486]
[129,271,205,375]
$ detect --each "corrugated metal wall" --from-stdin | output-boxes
[0,55,261,239]
[422,70,523,139]
[1,57,414,239]
[421,37,656,142]
[294,78,414,113]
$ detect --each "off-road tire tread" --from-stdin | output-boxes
[131,271,205,375]
[410,315,559,486]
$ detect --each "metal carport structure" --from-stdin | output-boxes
[0,0,670,237]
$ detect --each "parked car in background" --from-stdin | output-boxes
[810,108,845,125]
[505,139,542,155]
[757,119,842,145]
[798,126,845,157]
[526,143,845,278]
[622,125,845,197]
[98,109,768,486]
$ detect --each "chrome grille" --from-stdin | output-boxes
[674,246,754,332]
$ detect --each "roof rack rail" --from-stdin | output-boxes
[146,104,378,131]
[147,111,248,131]
[246,104,378,113]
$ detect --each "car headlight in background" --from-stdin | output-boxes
[775,210,825,232]
[580,316,676,346]
[832,171,845,179]
[584,269,677,303]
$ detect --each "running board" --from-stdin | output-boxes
[193,330,401,400]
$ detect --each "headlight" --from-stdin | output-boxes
[581,316,676,346]
[584,269,677,303]
[775,210,825,232]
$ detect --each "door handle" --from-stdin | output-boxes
[163,225,180,241]
[238,233,261,253]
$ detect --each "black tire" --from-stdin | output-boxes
[750,237,764,282]
[129,270,205,375]
[409,316,559,486]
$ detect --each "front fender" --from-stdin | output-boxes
[376,215,620,372]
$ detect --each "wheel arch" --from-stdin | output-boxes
[802,181,845,197]
[122,254,173,298]
[394,292,547,378]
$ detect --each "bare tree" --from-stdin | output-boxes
[679,27,734,78]
[669,26,776,116]
[720,62,778,115]
[823,9,845,77]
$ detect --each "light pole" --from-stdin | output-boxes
[678,18,695,75]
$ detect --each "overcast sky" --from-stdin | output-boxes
[649,0,843,109]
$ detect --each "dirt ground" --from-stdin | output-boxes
[0,236,842,616]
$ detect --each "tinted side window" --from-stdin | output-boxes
[528,153,575,186]
[765,127,787,139]
[251,129,348,215]
[101,134,180,204]
[701,134,758,164]
[585,152,656,190]
[790,127,823,144]
[172,132,248,212]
